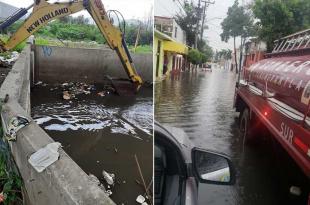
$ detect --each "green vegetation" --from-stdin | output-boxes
[175,1,214,64]
[188,49,210,65]
[0,151,23,205]
[129,45,152,53]
[0,52,11,59]
[1,15,152,53]
[188,49,201,65]
[0,120,22,205]
[0,35,26,53]
[253,0,310,51]
[221,0,255,73]
[175,1,200,47]
[214,49,232,62]
[0,103,23,205]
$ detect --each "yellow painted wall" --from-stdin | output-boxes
[154,30,188,80]
[163,41,188,55]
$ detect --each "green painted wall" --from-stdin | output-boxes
[154,36,164,79]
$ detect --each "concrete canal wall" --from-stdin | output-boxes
[0,41,115,204]
[34,45,153,83]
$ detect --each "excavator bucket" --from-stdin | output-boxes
[105,76,140,96]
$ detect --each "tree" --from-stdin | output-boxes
[196,38,213,62]
[220,0,254,73]
[175,1,200,47]
[188,49,202,65]
[253,0,310,52]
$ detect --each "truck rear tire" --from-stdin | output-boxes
[239,108,256,144]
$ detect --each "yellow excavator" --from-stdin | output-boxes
[0,0,143,93]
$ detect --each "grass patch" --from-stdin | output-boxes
[129,45,152,54]
[0,35,26,53]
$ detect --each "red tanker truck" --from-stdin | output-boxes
[234,29,310,181]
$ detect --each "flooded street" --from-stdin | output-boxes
[155,68,309,205]
[31,84,153,205]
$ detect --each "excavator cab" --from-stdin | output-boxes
[0,0,143,95]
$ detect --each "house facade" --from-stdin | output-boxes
[154,16,188,80]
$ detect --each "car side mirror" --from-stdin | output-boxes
[192,148,235,185]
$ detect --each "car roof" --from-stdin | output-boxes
[154,121,193,164]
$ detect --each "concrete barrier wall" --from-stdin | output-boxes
[0,44,115,205]
[35,45,153,83]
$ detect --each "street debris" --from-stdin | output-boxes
[135,179,141,185]
[97,91,105,97]
[102,170,115,185]
[28,142,62,173]
[136,195,145,204]
[289,186,301,196]
[35,81,43,86]
[105,190,112,196]
[63,91,72,100]
[0,51,19,67]
[34,81,116,100]
[135,154,152,204]
[88,173,107,192]
[5,116,30,141]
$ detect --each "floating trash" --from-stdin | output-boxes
[290,186,301,196]
[0,51,19,67]
[105,190,112,196]
[136,195,145,204]
[97,91,105,97]
[102,170,115,185]
[35,81,43,86]
[63,91,72,100]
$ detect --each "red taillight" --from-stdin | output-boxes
[264,111,268,116]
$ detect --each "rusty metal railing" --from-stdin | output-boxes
[272,29,310,53]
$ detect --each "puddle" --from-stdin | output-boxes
[31,83,153,205]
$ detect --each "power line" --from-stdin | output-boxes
[156,2,175,17]
[200,0,215,41]
[175,0,185,13]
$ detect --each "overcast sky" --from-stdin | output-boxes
[0,0,153,20]
[155,0,243,51]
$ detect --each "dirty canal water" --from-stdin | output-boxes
[31,83,153,205]
[155,68,309,205]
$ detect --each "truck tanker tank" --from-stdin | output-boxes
[244,55,310,114]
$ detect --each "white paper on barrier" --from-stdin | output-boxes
[28,142,61,173]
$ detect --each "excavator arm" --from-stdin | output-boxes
[0,0,143,90]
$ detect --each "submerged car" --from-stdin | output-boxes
[154,122,236,205]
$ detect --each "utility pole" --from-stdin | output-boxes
[134,23,141,53]
[194,0,201,49]
[200,0,215,41]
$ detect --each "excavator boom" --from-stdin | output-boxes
[0,0,143,91]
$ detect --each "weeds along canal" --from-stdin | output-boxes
[31,83,153,205]
[155,68,309,205]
